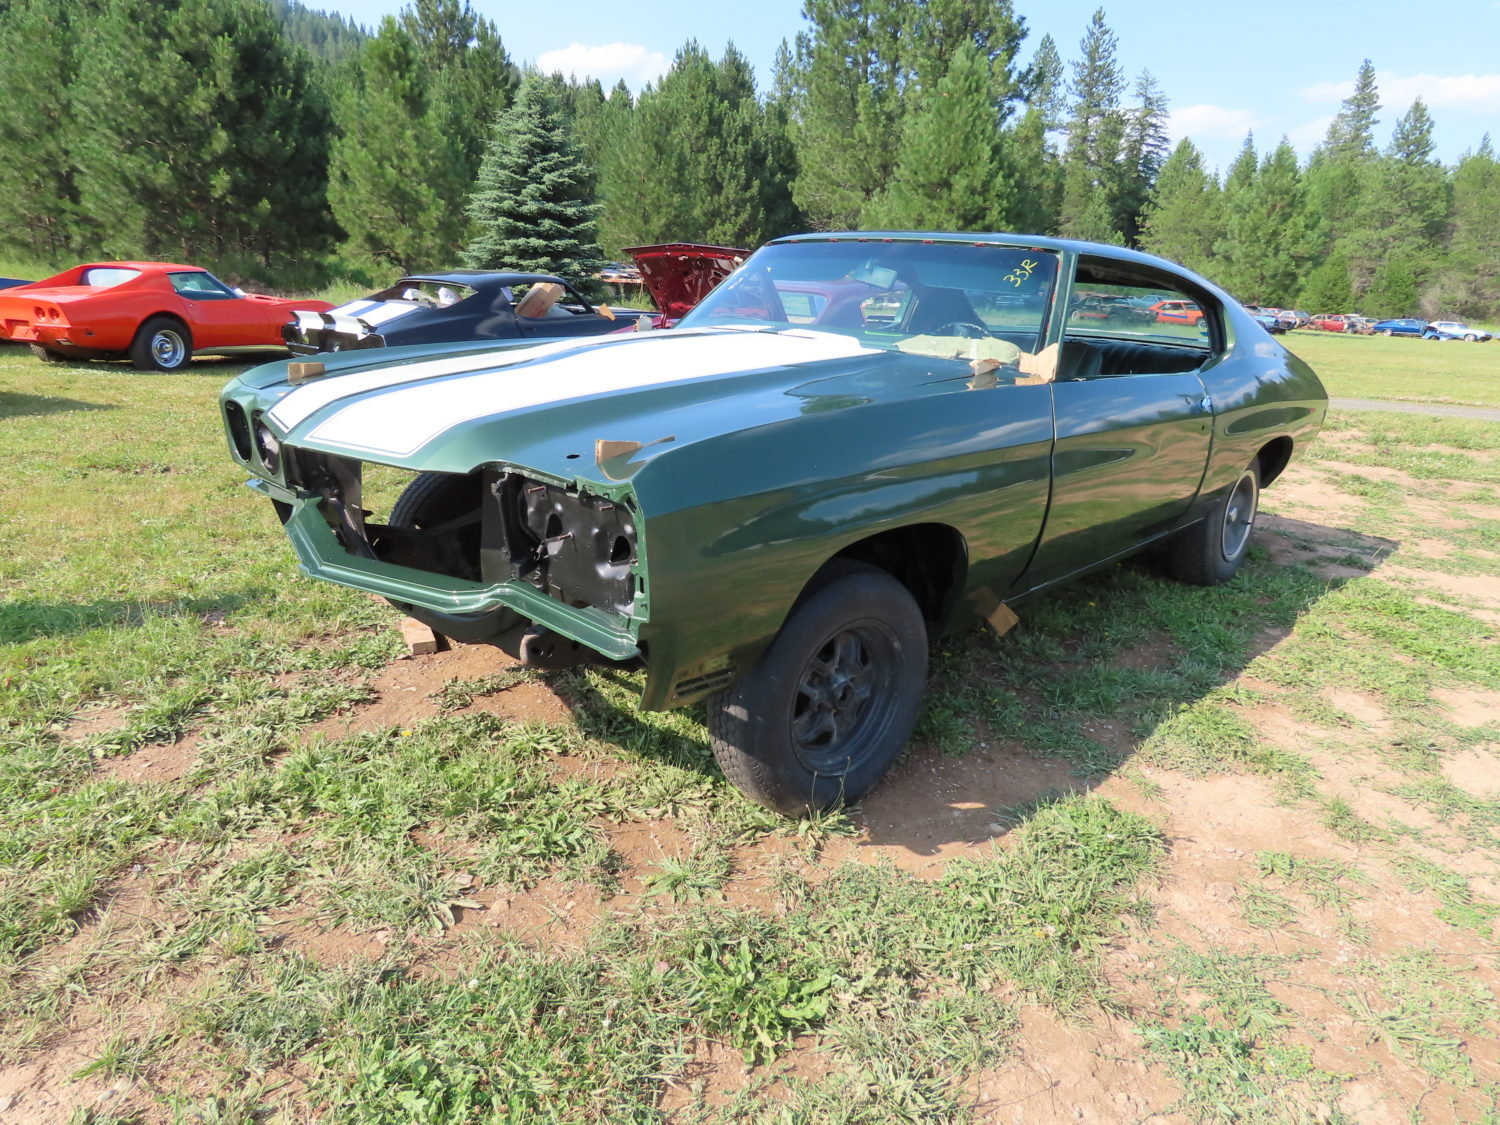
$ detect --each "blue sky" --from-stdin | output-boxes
[318,1,1500,176]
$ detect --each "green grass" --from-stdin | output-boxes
[4,331,1500,1121]
[1285,329,1500,406]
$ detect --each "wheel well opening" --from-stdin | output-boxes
[1256,436,1294,487]
[140,313,191,338]
[825,523,968,625]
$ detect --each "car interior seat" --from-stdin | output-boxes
[905,286,985,335]
[515,282,567,318]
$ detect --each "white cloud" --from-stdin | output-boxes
[1169,104,1256,139]
[1287,115,1333,149]
[534,42,669,89]
[1302,72,1500,111]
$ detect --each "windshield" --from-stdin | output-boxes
[679,240,1059,361]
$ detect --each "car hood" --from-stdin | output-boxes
[250,327,963,481]
[623,243,748,319]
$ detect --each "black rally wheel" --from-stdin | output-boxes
[708,564,928,816]
[1168,463,1260,586]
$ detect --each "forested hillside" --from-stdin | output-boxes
[1,0,1496,319]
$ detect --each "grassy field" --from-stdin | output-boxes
[1284,329,1500,407]
[1,343,1498,1123]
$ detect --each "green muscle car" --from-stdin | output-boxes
[220,232,1326,815]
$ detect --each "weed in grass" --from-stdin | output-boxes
[314,841,482,934]
[913,686,977,757]
[1392,855,1500,935]
[1340,949,1499,1082]
[1240,885,1298,931]
[681,933,833,1063]
[429,666,540,711]
[1319,796,1387,845]
[73,1028,172,1080]
[937,795,1164,1006]
[1143,1015,1347,1125]
[644,850,732,902]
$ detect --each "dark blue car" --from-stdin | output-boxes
[1370,318,1428,337]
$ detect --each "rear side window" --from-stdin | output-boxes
[81,267,140,288]
[1066,258,1218,353]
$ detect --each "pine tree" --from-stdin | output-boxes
[789,0,909,228]
[1139,139,1221,275]
[1436,138,1500,317]
[1058,9,1127,241]
[1299,256,1353,312]
[0,0,102,261]
[1117,70,1170,243]
[330,2,514,271]
[329,17,471,270]
[71,0,336,265]
[1303,59,1381,256]
[866,41,1008,230]
[465,73,603,281]
[1342,98,1448,302]
[598,42,797,251]
[1215,139,1312,305]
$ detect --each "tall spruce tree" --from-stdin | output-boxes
[465,73,602,280]
[1302,59,1380,258]
[598,42,797,251]
[1117,70,1170,243]
[1344,98,1448,290]
[1139,139,1221,275]
[789,0,909,228]
[1058,9,1126,242]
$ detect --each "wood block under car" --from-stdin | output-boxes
[400,617,441,655]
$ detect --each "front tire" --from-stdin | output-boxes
[129,317,192,371]
[1169,464,1260,587]
[708,565,928,816]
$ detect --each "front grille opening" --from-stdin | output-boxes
[223,401,252,461]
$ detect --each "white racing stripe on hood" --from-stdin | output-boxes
[267,337,600,430]
[304,330,880,458]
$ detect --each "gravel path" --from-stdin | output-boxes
[1330,397,1500,421]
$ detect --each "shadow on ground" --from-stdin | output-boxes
[556,514,1403,861]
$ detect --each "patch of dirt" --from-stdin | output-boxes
[829,743,1082,875]
[58,704,129,743]
[1384,565,1500,617]
[305,641,569,741]
[94,732,202,784]
[1433,687,1500,731]
[1442,748,1500,800]
[970,1007,1179,1123]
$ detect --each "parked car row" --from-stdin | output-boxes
[1359,317,1492,341]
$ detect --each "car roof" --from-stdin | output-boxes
[396,271,569,289]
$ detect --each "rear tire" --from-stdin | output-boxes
[129,317,192,371]
[29,344,66,362]
[1169,464,1260,587]
[708,564,928,816]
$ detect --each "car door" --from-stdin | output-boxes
[1016,257,1217,589]
[512,281,610,339]
[166,270,254,348]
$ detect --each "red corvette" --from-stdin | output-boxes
[0,261,333,371]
